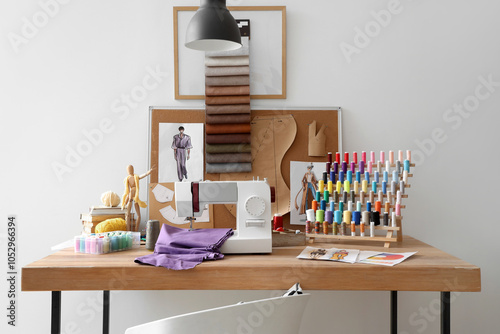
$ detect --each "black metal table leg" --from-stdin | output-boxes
[51,291,61,334]
[391,291,398,334]
[103,291,110,334]
[441,292,451,334]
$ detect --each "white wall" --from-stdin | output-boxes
[1,0,499,333]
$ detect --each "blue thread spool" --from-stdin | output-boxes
[366,201,372,212]
[382,181,387,195]
[347,170,353,183]
[330,171,335,183]
[372,181,377,193]
[404,159,410,172]
[334,210,342,224]
[320,200,327,211]
[356,171,361,183]
[110,236,118,252]
[359,160,365,174]
[393,170,399,183]
[339,201,344,212]
[79,236,85,253]
[374,171,379,183]
[364,171,370,183]
[339,171,345,183]
[316,191,321,202]
[356,201,362,212]
[330,201,335,211]
[383,171,388,183]
[353,211,361,225]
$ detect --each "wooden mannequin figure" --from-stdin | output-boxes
[121,165,155,231]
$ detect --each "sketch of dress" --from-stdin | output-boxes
[172,133,193,182]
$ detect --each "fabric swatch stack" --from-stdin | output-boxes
[204,37,252,174]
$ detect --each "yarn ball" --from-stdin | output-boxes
[101,191,120,207]
[95,218,127,233]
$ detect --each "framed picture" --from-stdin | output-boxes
[173,6,287,100]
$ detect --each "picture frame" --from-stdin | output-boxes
[173,6,287,100]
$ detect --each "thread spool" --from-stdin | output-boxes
[387,191,392,205]
[383,212,389,226]
[146,220,160,251]
[353,152,358,164]
[396,160,401,174]
[335,152,341,164]
[350,162,356,173]
[364,171,370,183]
[385,201,390,213]
[391,181,397,194]
[375,201,382,213]
[351,220,356,236]
[374,171,379,183]
[396,190,401,204]
[330,201,335,211]
[344,152,349,165]
[403,171,408,184]
[380,151,385,163]
[398,150,403,163]
[368,161,373,173]
[74,236,81,253]
[366,201,372,212]
[333,161,339,174]
[360,221,365,237]
[341,222,347,236]
[406,150,411,163]
[339,171,345,183]
[385,160,390,173]
[389,151,394,164]
[362,180,368,193]
[396,203,401,216]
[333,222,338,235]
[359,160,365,174]
[350,190,356,203]
[356,201,362,212]
[404,159,410,172]
[377,161,382,174]
[330,171,336,184]
[362,211,370,225]
[343,211,352,224]
[382,181,387,195]
[371,211,380,226]
[80,237,85,253]
[273,214,283,230]
[327,181,333,194]
[316,209,325,222]
[305,221,311,234]
[370,151,375,163]
[325,210,333,224]
[319,180,325,193]
[344,180,350,192]
[392,212,397,227]
[339,201,344,212]
[315,221,320,234]
[334,210,342,224]
[400,181,405,195]
[347,170,353,183]
[320,200,327,211]
[369,191,375,204]
[336,181,342,193]
[343,191,348,205]
[323,221,329,235]
[333,190,339,203]
[353,211,361,225]
[324,190,330,202]
[312,200,318,211]
[328,152,333,164]
[372,181,377,193]
[103,236,110,253]
[354,181,359,194]
[393,170,399,183]
[370,221,375,237]
[306,209,315,222]
[326,162,331,174]
[383,171,388,183]
[316,190,321,202]
[347,200,353,212]
[378,190,383,203]
[85,236,92,253]
[360,191,365,204]
[362,151,367,163]
[342,161,347,174]
[323,171,328,183]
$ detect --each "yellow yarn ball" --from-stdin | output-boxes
[95,218,127,233]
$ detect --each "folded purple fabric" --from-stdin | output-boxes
[134,224,233,270]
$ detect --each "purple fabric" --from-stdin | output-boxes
[135,224,233,270]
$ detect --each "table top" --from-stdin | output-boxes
[21,236,480,292]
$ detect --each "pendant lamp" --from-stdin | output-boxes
[185,0,242,51]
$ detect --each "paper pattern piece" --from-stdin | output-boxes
[152,184,174,203]
[160,205,210,225]
[308,120,326,157]
[358,252,417,266]
[220,114,297,216]
[297,247,417,266]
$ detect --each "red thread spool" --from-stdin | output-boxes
[344,152,349,164]
[273,214,283,230]
[335,152,341,164]
[353,152,358,164]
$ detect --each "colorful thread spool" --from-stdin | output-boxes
[305,221,311,234]
[330,171,336,184]
[391,212,397,227]
[383,212,389,226]
[334,210,342,225]
[335,152,341,164]
[324,190,330,202]
[374,171,380,183]
[343,210,352,224]
[395,203,401,216]
[273,214,283,230]
[356,171,361,183]
[372,181,377,193]
[320,200,327,211]
[333,222,338,235]
[339,171,345,183]
[356,201,362,212]
[312,200,318,211]
[396,160,401,174]
[364,171,370,183]
[362,151,367,163]
[359,160,365,174]
[340,222,347,236]
[319,180,325,193]
[387,191,393,205]
[354,181,359,194]
[344,180,350,192]
[385,160,390,173]
[362,180,368,193]
[360,220,365,237]
[344,152,349,165]
[370,221,375,237]
[353,152,358,164]
[377,161,382,174]
[316,191,321,202]
[403,171,408,184]
[382,181,387,195]
[315,221,320,234]
[347,200,353,212]
[360,191,365,204]
[393,170,399,183]
[343,191,348,205]
[338,201,344,212]
[353,211,361,225]
[316,210,325,222]
[325,210,333,224]
[350,190,356,203]
[398,150,404,163]
[375,201,382,213]
[404,159,410,172]
[336,181,342,194]
[323,171,328,183]
[323,221,329,235]
[396,190,402,203]
[306,209,315,222]
[406,150,411,163]
[333,161,339,174]
[384,201,390,213]
[380,151,385,163]
[368,161,373,173]
[389,151,394,164]
[371,211,380,226]
[351,220,356,236]
[391,181,397,194]
[330,201,335,211]
[400,181,405,195]
[369,191,375,204]
[383,171,388,183]
[370,151,375,163]
[350,162,356,173]
[328,181,333,194]
[347,170,353,183]
[333,190,339,203]
[342,161,347,174]
[362,211,370,226]
[328,152,333,164]
[378,190,383,203]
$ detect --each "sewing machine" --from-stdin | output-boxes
[175,178,273,254]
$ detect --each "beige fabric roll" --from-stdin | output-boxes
[205,66,250,77]
[205,56,250,67]
[205,75,250,86]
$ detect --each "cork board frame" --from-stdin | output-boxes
[173,6,287,100]
[148,107,342,230]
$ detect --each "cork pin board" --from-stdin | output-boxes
[148,107,341,230]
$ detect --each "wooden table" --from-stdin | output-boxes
[22,236,480,334]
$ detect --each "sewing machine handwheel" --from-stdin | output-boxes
[245,196,266,217]
[270,186,276,203]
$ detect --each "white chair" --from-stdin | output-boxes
[125,293,310,334]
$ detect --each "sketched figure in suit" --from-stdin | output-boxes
[172,126,193,182]
[294,164,318,215]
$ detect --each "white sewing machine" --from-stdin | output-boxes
[175,178,272,254]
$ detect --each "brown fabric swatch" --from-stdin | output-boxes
[206,114,251,125]
[206,163,252,174]
[205,104,251,115]
[205,85,250,97]
[206,153,252,164]
[206,123,251,135]
[205,95,250,105]
[205,143,252,154]
[206,133,251,144]
[205,66,250,77]
[205,75,250,86]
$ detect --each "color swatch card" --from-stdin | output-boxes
[357,251,417,266]
[297,246,360,264]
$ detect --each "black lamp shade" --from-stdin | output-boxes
[185,0,242,51]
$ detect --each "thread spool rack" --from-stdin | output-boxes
[304,152,414,248]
